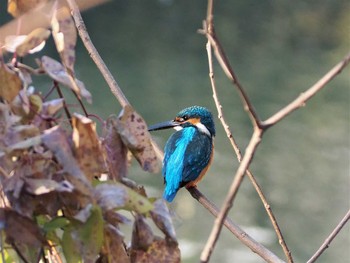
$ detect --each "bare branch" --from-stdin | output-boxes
[55,82,72,125]
[188,187,285,263]
[200,1,350,262]
[206,41,242,159]
[206,40,293,262]
[199,0,261,129]
[201,129,263,262]
[262,52,350,128]
[66,0,130,107]
[307,209,350,263]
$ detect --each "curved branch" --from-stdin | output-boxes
[66,0,130,107]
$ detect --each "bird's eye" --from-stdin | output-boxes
[175,116,188,122]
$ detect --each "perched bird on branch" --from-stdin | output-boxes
[148,106,215,202]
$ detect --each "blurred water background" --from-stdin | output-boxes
[1,1,349,262]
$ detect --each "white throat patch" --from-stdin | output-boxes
[195,122,211,136]
[173,123,211,136]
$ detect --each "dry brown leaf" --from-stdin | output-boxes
[104,210,132,226]
[52,7,77,72]
[15,28,50,56]
[130,216,180,263]
[104,224,130,263]
[8,88,42,122]
[4,124,40,146]
[150,199,177,243]
[116,105,160,173]
[41,56,92,103]
[18,67,33,88]
[0,63,22,102]
[0,103,21,134]
[7,0,48,17]
[41,126,92,196]
[72,113,106,181]
[0,208,47,262]
[2,168,25,199]
[104,116,128,181]
[15,151,53,179]
[24,178,73,195]
[9,89,29,117]
[6,135,41,153]
[94,183,128,211]
[42,98,64,115]
[131,215,154,251]
[94,183,153,214]
[130,237,181,263]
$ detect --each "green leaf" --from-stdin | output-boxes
[95,182,154,214]
[62,206,104,263]
[78,205,104,262]
[43,217,70,233]
[62,225,82,263]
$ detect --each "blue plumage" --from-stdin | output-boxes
[162,127,213,202]
[162,127,196,201]
[148,106,215,202]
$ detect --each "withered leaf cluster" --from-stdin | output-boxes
[1,2,180,263]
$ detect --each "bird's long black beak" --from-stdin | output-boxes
[148,120,181,131]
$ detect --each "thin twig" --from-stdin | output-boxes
[199,0,261,129]
[66,0,130,107]
[201,0,263,218]
[200,1,350,262]
[187,187,285,263]
[16,62,45,75]
[206,41,293,262]
[55,82,72,125]
[43,83,57,101]
[262,52,350,128]
[71,90,89,117]
[11,243,30,263]
[201,129,263,263]
[307,209,350,263]
[206,41,242,159]
[201,49,350,261]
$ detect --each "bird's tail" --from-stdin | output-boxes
[163,187,178,202]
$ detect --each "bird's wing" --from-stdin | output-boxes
[181,130,212,185]
[162,127,196,200]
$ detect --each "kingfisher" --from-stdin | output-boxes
[148,106,215,202]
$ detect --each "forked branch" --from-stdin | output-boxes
[200,0,350,262]
[205,40,292,262]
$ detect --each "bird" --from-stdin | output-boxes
[148,106,215,202]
